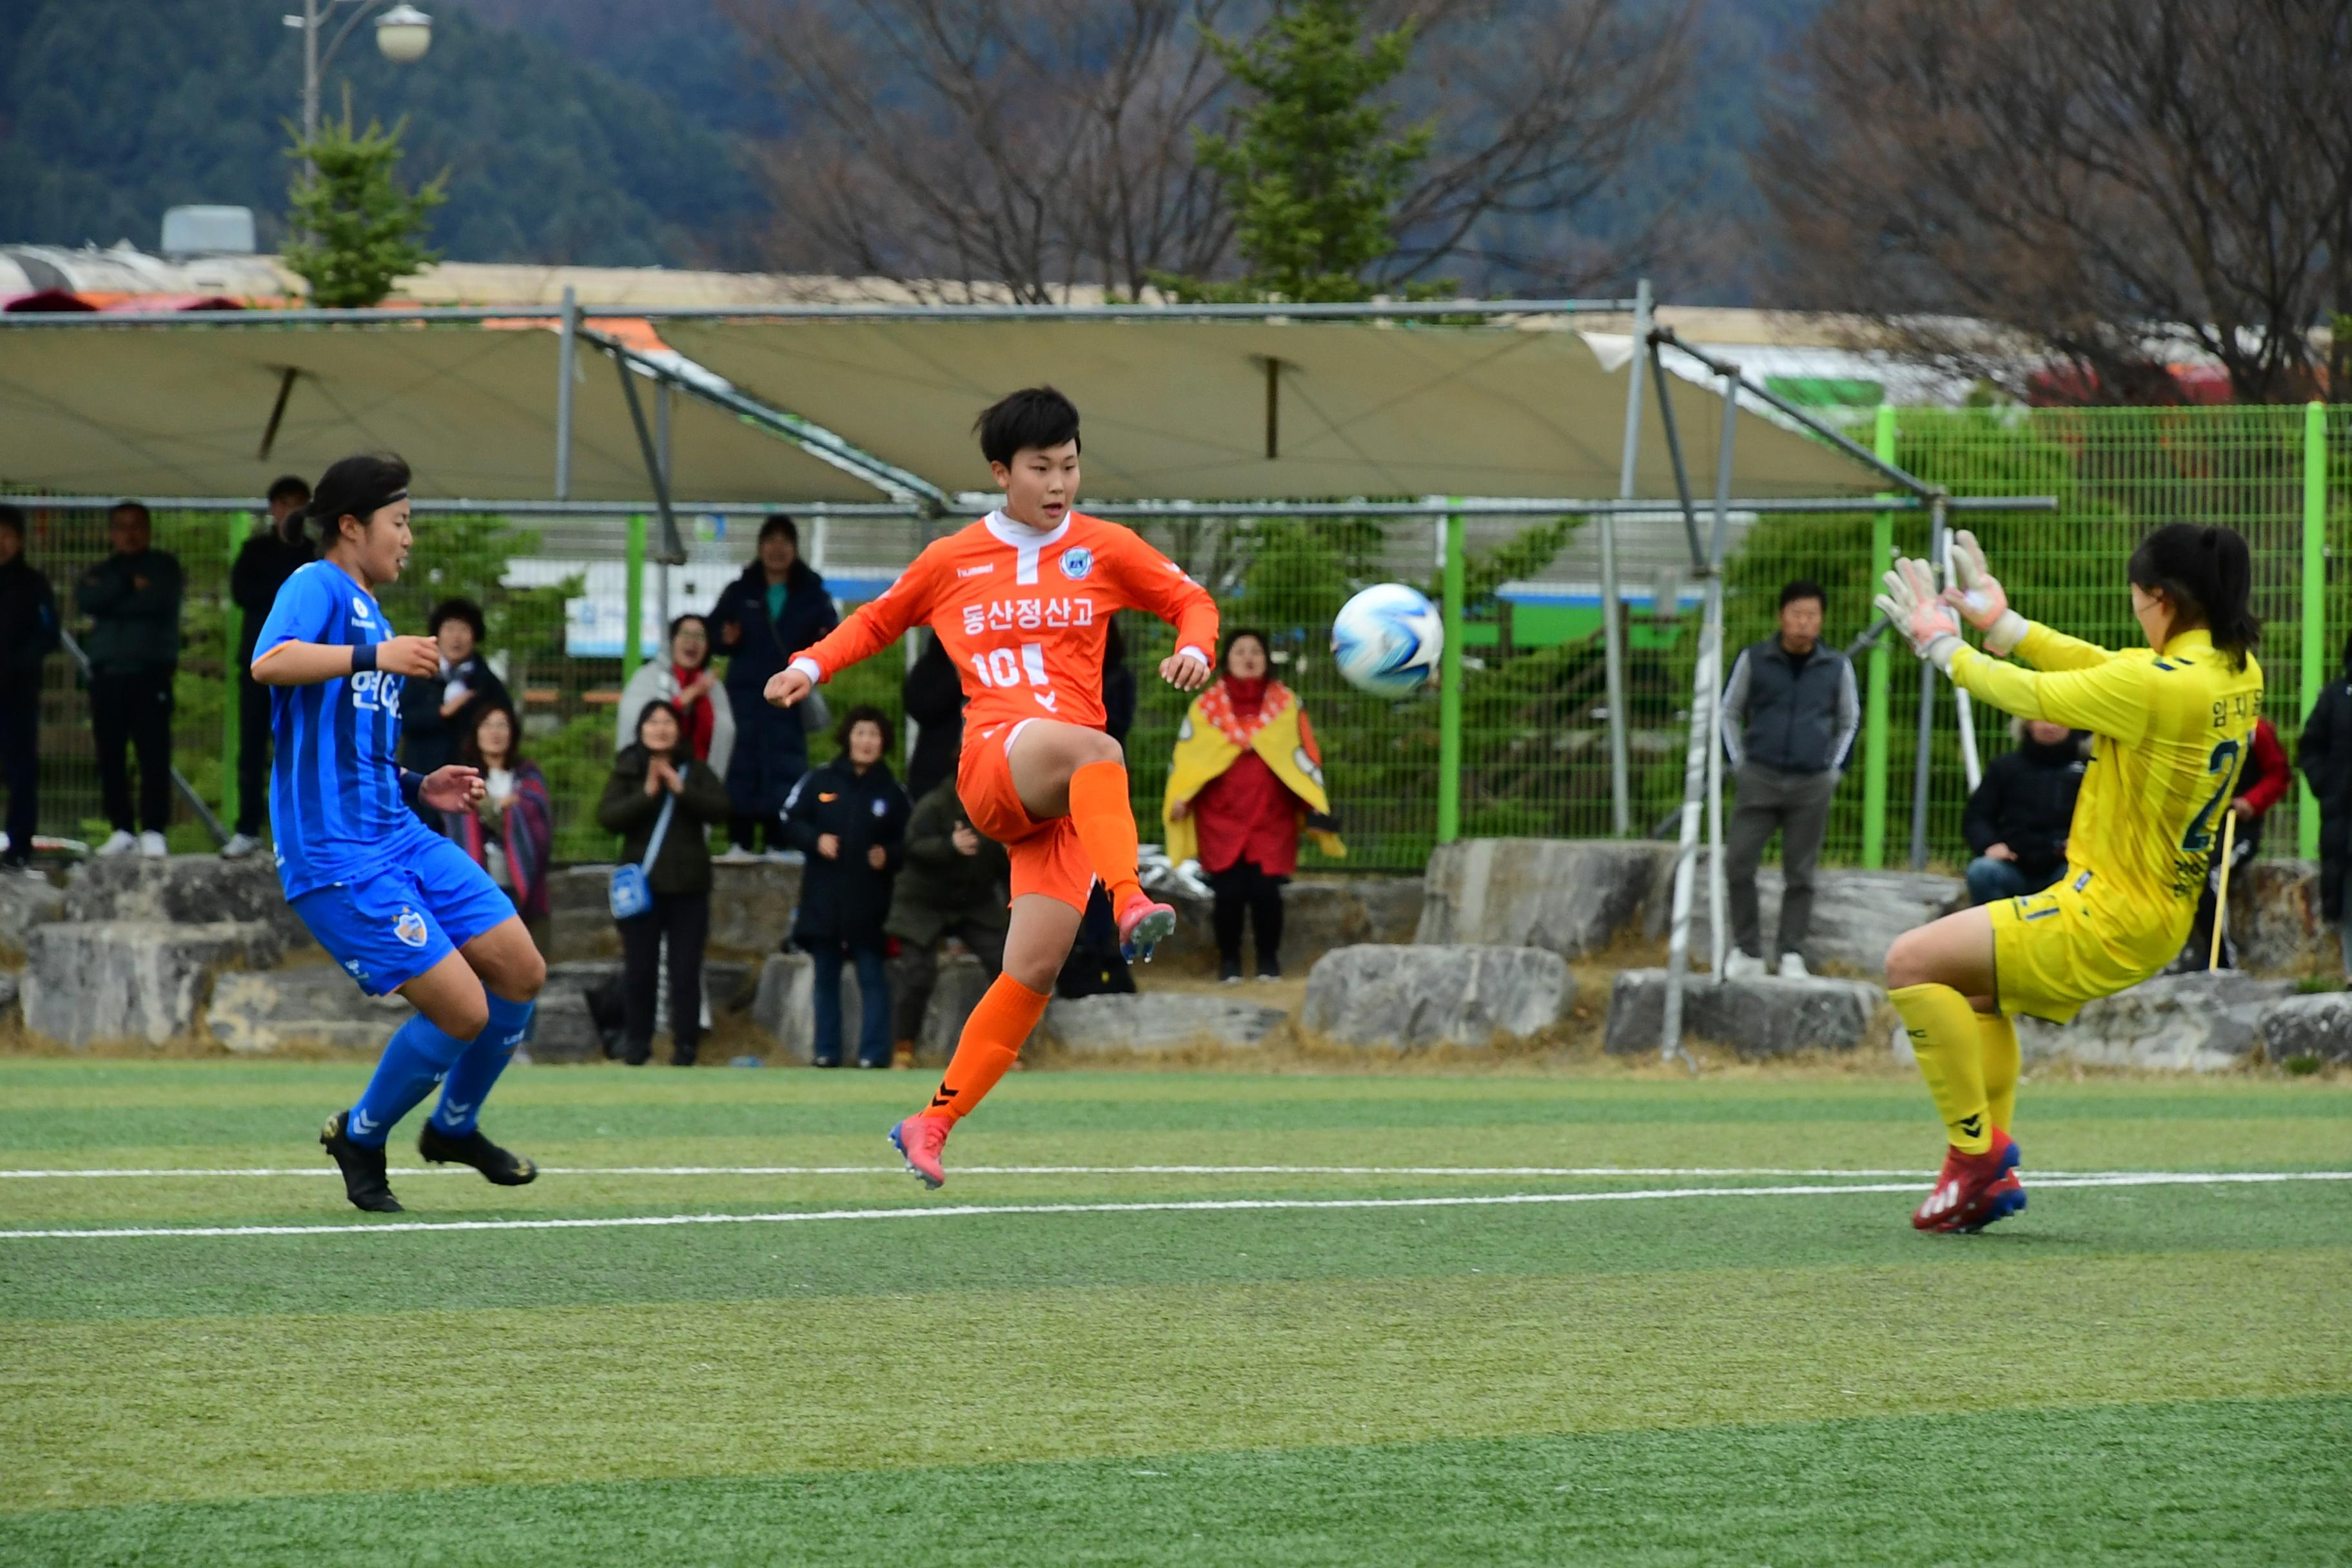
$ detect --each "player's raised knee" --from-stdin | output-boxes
[1883,927,1931,990]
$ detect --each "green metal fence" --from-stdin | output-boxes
[5,400,2345,874]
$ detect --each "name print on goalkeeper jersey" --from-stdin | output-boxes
[788,509,1218,734]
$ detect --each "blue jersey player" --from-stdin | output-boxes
[251,453,549,1212]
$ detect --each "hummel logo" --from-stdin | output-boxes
[1034,691,1058,711]
[439,1097,476,1122]
[957,563,995,578]
[351,1108,381,1136]
[1958,1113,1986,1139]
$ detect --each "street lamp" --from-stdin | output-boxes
[284,1,433,141]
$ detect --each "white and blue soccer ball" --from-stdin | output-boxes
[1331,582,1443,696]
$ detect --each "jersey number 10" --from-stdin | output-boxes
[970,644,1051,692]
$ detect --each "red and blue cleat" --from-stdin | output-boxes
[1116,892,1178,963]
[890,1114,952,1190]
[1912,1128,2023,1233]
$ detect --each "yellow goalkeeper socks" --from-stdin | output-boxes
[1979,1011,2020,1136]
[1891,983,1992,1154]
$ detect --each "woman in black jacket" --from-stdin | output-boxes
[710,514,838,857]
[401,597,513,833]
[782,704,910,1068]
[598,700,732,1065]
[2298,631,2352,978]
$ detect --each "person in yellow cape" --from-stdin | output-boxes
[1163,629,1342,983]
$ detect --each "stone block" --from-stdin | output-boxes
[1041,991,1290,1055]
[1603,970,1885,1057]
[528,983,605,1063]
[914,952,996,1065]
[63,854,313,953]
[21,920,280,1047]
[1416,839,1677,958]
[1141,874,1424,976]
[206,966,409,1053]
[0,872,63,963]
[1676,868,1964,975]
[2258,992,2352,1064]
[2014,971,2293,1072]
[2227,859,2327,974]
[0,968,17,1021]
[751,951,881,1064]
[1301,943,1575,1048]
[546,859,805,963]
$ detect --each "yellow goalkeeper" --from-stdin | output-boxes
[1874,522,2263,1233]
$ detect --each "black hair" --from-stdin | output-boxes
[306,452,411,545]
[2126,522,2259,670]
[266,474,311,505]
[0,504,22,538]
[634,698,685,752]
[1779,579,1826,611]
[109,499,152,526]
[456,699,525,770]
[667,612,710,667]
[758,513,799,550]
[747,513,818,590]
[1222,627,1271,675]
[836,702,892,755]
[974,386,1081,466]
[427,597,487,645]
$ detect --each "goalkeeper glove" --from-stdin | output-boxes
[1945,529,2028,654]
[1875,557,1963,671]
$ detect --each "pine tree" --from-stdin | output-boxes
[282,96,447,308]
[1163,0,1433,304]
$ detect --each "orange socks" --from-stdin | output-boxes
[923,974,1051,1123]
[1067,760,1144,910]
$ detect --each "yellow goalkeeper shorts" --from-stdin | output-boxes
[1988,873,2186,1024]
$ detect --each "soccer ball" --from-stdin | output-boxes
[1331,583,1443,696]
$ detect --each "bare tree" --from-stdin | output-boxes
[725,0,1696,301]
[1754,0,2352,403]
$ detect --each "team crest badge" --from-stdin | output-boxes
[350,596,374,621]
[1059,546,1093,580]
[393,906,429,948]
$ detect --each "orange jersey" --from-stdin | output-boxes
[787,511,1218,736]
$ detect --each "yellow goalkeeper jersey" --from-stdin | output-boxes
[1948,625,2264,921]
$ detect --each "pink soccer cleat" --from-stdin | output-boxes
[1116,892,1178,962]
[890,1114,952,1190]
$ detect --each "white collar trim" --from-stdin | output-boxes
[984,509,1072,551]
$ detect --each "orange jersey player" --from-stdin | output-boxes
[765,386,1217,1189]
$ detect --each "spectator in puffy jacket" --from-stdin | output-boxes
[613,612,736,776]
[78,500,184,858]
[710,514,838,858]
[782,705,910,1068]
[1718,580,1858,978]
[598,700,732,1066]
[883,776,1010,1067]
[1962,720,2088,905]
[2301,638,2352,977]
[224,474,312,859]
[901,631,964,804]
[0,505,59,872]
[2179,716,2286,970]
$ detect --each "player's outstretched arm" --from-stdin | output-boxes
[252,634,438,687]
[764,553,938,709]
[1104,529,1218,689]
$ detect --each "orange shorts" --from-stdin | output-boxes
[957,720,1096,912]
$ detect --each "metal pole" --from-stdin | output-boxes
[221,511,246,834]
[1910,500,1950,870]
[2303,399,2328,860]
[1649,342,1707,569]
[623,513,646,684]
[1704,373,1738,984]
[1603,279,1650,836]
[1437,500,1465,844]
[1941,504,1982,791]
[1861,406,1896,868]
[656,380,674,636]
[302,0,322,143]
[615,353,686,565]
[554,285,578,502]
[1662,366,1737,1065]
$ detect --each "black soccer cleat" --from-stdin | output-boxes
[320,1110,404,1213]
[417,1122,538,1187]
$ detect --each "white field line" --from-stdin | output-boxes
[3,1170,2346,1242]
[0,1164,1959,1181]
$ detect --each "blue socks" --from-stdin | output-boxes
[345,995,536,1146]
[429,993,536,1137]
[344,1014,469,1148]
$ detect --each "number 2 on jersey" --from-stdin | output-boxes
[2180,738,2242,852]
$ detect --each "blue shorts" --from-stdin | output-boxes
[291,835,519,997]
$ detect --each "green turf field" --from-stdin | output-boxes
[1,1058,2347,1565]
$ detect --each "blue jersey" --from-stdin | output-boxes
[253,560,438,898]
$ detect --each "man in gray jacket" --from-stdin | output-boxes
[1719,579,1858,978]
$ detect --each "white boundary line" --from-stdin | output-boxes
[0,1164,1957,1181]
[5,1171,2346,1241]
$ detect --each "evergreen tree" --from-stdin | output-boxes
[1162,0,1433,304]
[282,99,447,307]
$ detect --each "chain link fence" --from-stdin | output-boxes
[6,401,2346,874]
